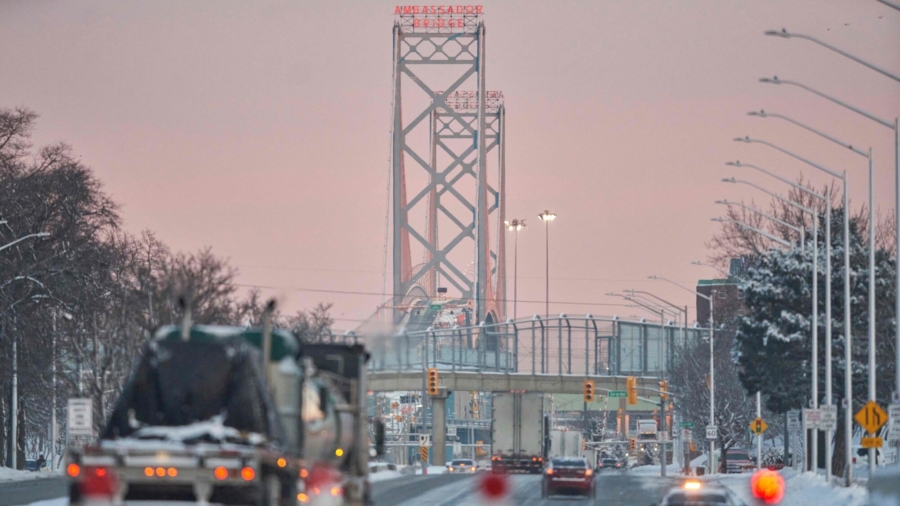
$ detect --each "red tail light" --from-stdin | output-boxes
[67,463,81,477]
[214,467,228,480]
[241,467,256,481]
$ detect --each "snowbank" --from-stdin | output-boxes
[628,463,682,476]
[0,466,52,482]
[414,466,448,475]
[716,468,868,506]
[369,469,406,483]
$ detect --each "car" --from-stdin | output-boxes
[597,457,623,471]
[541,457,595,499]
[656,480,746,506]
[722,448,753,474]
[447,459,477,473]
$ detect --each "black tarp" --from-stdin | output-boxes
[103,336,285,446]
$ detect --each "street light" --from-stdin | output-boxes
[711,218,792,248]
[759,76,900,444]
[649,275,717,474]
[0,232,50,253]
[715,200,804,246]
[734,136,854,480]
[538,210,557,319]
[763,29,900,84]
[504,219,526,320]
[726,159,836,479]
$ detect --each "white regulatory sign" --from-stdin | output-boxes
[803,408,821,430]
[658,431,669,443]
[787,411,800,432]
[447,426,457,437]
[706,426,717,440]
[682,429,693,442]
[67,398,93,437]
[819,405,837,431]
[889,404,900,442]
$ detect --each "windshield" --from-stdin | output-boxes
[728,451,750,460]
[451,460,473,466]
[602,459,618,464]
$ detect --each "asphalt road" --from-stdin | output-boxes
[0,476,67,506]
[384,470,683,506]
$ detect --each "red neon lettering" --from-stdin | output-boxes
[403,6,414,14]
[475,5,483,14]
[413,19,421,26]
[429,5,437,14]
[412,5,419,13]
[395,6,402,14]
[465,5,474,13]
[438,5,445,14]
[457,19,463,27]
[437,19,445,27]
[455,5,463,14]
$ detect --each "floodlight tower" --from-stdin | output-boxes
[390,8,505,324]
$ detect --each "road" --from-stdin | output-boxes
[373,470,681,506]
[0,476,67,506]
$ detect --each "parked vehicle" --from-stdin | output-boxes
[541,457,595,499]
[490,392,545,474]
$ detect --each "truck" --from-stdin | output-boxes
[490,392,545,474]
[638,419,658,441]
[547,429,583,460]
[64,323,377,506]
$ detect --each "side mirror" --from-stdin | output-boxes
[375,419,386,457]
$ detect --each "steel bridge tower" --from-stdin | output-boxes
[390,10,506,324]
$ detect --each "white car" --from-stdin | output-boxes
[447,459,477,473]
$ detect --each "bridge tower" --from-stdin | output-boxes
[390,8,506,323]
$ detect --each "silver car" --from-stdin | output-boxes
[447,459,477,473]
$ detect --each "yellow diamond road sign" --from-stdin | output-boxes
[854,400,888,434]
[750,417,768,435]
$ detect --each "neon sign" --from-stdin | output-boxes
[394,5,483,32]
[394,5,483,15]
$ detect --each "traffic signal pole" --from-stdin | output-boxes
[660,396,667,477]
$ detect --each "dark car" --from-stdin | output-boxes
[541,457,595,499]
[597,457,623,471]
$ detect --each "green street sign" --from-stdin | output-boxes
[429,304,441,310]
[679,422,695,428]
[609,391,627,398]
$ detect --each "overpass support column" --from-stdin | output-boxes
[431,388,449,466]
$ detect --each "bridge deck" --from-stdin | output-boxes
[369,370,660,394]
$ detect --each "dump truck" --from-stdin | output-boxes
[548,428,583,460]
[64,324,375,506]
[490,392,545,474]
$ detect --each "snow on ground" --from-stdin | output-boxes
[628,463,682,476]
[20,499,66,506]
[712,468,868,506]
[413,465,448,475]
[369,469,406,482]
[0,467,54,482]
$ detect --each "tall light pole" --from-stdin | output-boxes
[726,159,835,479]
[504,219,526,320]
[715,200,804,246]
[733,136,850,480]
[649,275,716,474]
[6,231,49,470]
[538,211,556,319]
[759,76,900,440]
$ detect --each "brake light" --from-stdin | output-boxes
[277,458,287,468]
[330,486,341,497]
[297,493,309,503]
[167,468,177,477]
[585,469,592,476]
[144,467,154,477]
[241,467,256,481]
[546,469,553,475]
[67,463,81,477]
[214,467,228,480]
[155,467,165,477]
[300,468,309,478]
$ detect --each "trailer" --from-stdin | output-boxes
[490,393,545,474]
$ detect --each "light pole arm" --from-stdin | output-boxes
[765,78,893,129]
[717,200,803,234]
[724,177,815,215]
[714,218,792,247]
[0,233,49,253]
[739,138,842,178]
[625,295,678,319]
[649,275,711,302]
[727,161,827,201]
[766,30,900,84]
[625,290,684,313]
[754,112,868,158]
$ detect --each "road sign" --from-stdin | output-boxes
[419,434,431,446]
[803,408,821,430]
[419,446,429,461]
[787,411,800,432]
[682,429,692,442]
[658,432,669,443]
[67,398,92,437]
[750,417,768,435]
[609,390,627,398]
[391,401,399,409]
[861,436,883,449]
[889,405,900,442]
[679,421,695,428]
[453,442,462,454]
[447,426,457,437]
[429,304,441,310]
[854,400,888,434]
[819,405,838,431]
[706,426,717,440]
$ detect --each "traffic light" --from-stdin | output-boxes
[629,438,637,451]
[427,368,439,396]
[627,376,638,405]
[583,380,595,402]
[659,380,668,402]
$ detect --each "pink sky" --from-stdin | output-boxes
[2,1,898,327]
